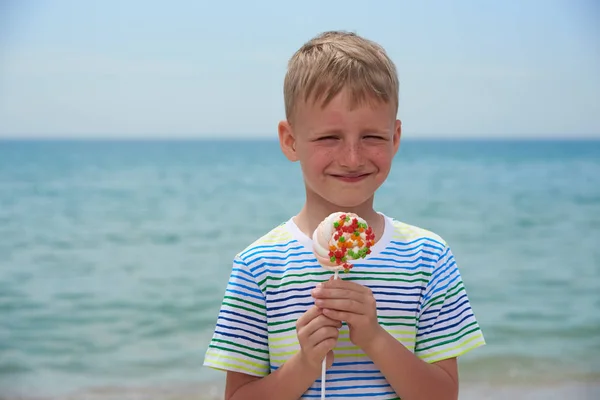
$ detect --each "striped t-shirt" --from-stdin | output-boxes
[204,213,485,399]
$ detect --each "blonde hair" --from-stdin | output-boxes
[284,31,399,122]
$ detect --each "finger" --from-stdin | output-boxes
[311,287,365,301]
[302,314,342,336]
[315,298,364,314]
[328,279,372,293]
[322,308,355,324]
[307,326,340,348]
[296,305,322,329]
[312,337,338,357]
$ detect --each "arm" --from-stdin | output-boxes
[313,281,458,400]
[363,326,458,400]
[224,353,317,400]
[225,306,341,400]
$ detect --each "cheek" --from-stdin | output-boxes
[302,148,334,172]
[370,147,394,168]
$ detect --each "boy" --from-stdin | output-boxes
[203,31,485,400]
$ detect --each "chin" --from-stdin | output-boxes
[306,180,379,210]
[324,194,374,209]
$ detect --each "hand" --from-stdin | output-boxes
[296,305,342,372]
[311,278,384,351]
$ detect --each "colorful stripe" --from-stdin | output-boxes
[204,215,485,398]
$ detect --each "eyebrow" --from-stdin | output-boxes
[361,128,391,135]
[308,128,344,137]
[310,127,390,136]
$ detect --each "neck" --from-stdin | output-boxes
[294,192,384,241]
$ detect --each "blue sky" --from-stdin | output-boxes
[0,0,598,139]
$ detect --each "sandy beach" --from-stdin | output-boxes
[2,380,599,400]
[459,382,600,400]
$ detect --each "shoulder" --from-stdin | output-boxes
[383,215,456,274]
[235,220,296,263]
[387,216,447,250]
[384,217,465,294]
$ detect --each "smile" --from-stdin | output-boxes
[330,173,371,183]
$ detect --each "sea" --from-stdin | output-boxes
[0,138,599,399]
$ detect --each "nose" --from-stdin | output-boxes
[338,140,365,169]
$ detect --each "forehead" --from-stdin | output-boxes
[294,88,395,129]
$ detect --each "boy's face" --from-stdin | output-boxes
[279,88,401,209]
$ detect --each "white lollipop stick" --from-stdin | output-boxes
[321,269,339,400]
[313,212,375,399]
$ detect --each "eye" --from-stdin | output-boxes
[364,135,386,140]
[315,136,338,141]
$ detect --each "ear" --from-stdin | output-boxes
[278,120,298,162]
[392,119,402,155]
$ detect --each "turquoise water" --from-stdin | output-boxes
[1,139,599,397]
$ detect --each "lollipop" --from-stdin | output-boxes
[312,212,375,275]
[312,212,375,400]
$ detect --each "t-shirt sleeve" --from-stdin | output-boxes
[203,255,270,377]
[414,244,485,363]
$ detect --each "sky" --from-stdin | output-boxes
[0,0,599,139]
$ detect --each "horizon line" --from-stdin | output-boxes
[1,135,599,142]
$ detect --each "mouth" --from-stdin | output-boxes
[330,173,371,183]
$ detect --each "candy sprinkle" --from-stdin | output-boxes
[327,214,375,272]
